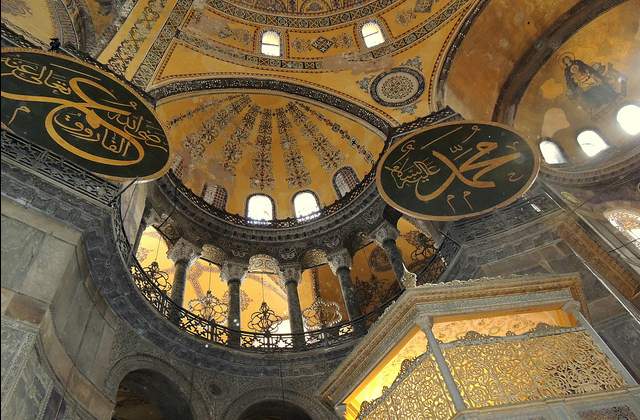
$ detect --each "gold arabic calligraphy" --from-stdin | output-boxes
[384,125,522,207]
[1,54,167,167]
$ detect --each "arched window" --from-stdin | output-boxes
[293,191,320,219]
[333,167,359,198]
[261,31,281,57]
[539,140,566,164]
[202,184,227,210]
[172,155,184,178]
[361,21,385,48]
[605,209,640,250]
[247,194,274,221]
[617,104,640,135]
[577,130,608,157]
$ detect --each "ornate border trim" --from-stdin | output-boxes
[150,77,393,134]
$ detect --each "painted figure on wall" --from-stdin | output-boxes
[562,54,627,117]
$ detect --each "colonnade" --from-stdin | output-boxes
[135,211,417,343]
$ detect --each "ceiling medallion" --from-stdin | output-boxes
[187,262,228,323]
[370,67,425,108]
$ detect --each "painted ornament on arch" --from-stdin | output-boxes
[376,121,539,221]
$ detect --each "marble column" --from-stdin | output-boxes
[563,301,637,385]
[282,264,305,348]
[328,249,362,321]
[132,205,160,256]
[221,261,247,347]
[373,221,416,288]
[417,317,466,413]
[167,238,201,323]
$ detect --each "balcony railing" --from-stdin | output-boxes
[114,204,458,352]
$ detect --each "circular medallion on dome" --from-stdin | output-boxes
[376,121,540,221]
[0,48,171,181]
[370,67,425,108]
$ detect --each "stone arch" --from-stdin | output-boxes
[222,387,336,420]
[106,354,211,420]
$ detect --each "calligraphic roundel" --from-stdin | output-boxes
[376,121,540,221]
[1,48,171,180]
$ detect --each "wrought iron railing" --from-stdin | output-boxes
[415,235,461,286]
[1,130,120,206]
[114,204,458,352]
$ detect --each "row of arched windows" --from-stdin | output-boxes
[260,22,385,57]
[200,167,359,221]
[539,104,640,165]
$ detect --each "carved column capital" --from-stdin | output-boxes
[220,261,248,283]
[280,264,302,285]
[327,249,352,274]
[143,205,163,226]
[371,220,399,245]
[166,238,201,264]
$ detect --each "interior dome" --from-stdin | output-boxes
[156,92,384,218]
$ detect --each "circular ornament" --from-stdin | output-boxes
[376,121,540,221]
[370,67,424,108]
[1,48,171,180]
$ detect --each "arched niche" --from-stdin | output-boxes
[223,388,334,420]
[112,369,194,420]
[239,400,312,420]
[106,355,210,420]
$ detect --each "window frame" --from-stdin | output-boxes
[202,183,228,210]
[260,30,282,57]
[576,128,609,158]
[333,166,359,198]
[292,190,321,220]
[538,139,567,165]
[360,20,385,49]
[246,193,276,222]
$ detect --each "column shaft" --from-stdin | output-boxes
[420,319,466,413]
[382,238,406,285]
[286,280,305,334]
[132,219,147,256]
[227,278,241,330]
[170,259,188,305]
[336,266,362,320]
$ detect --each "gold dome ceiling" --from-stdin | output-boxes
[2,0,599,217]
[156,92,384,216]
[95,0,477,122]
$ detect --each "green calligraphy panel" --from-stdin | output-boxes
[1,48,171,180]
[376,121,540,221]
